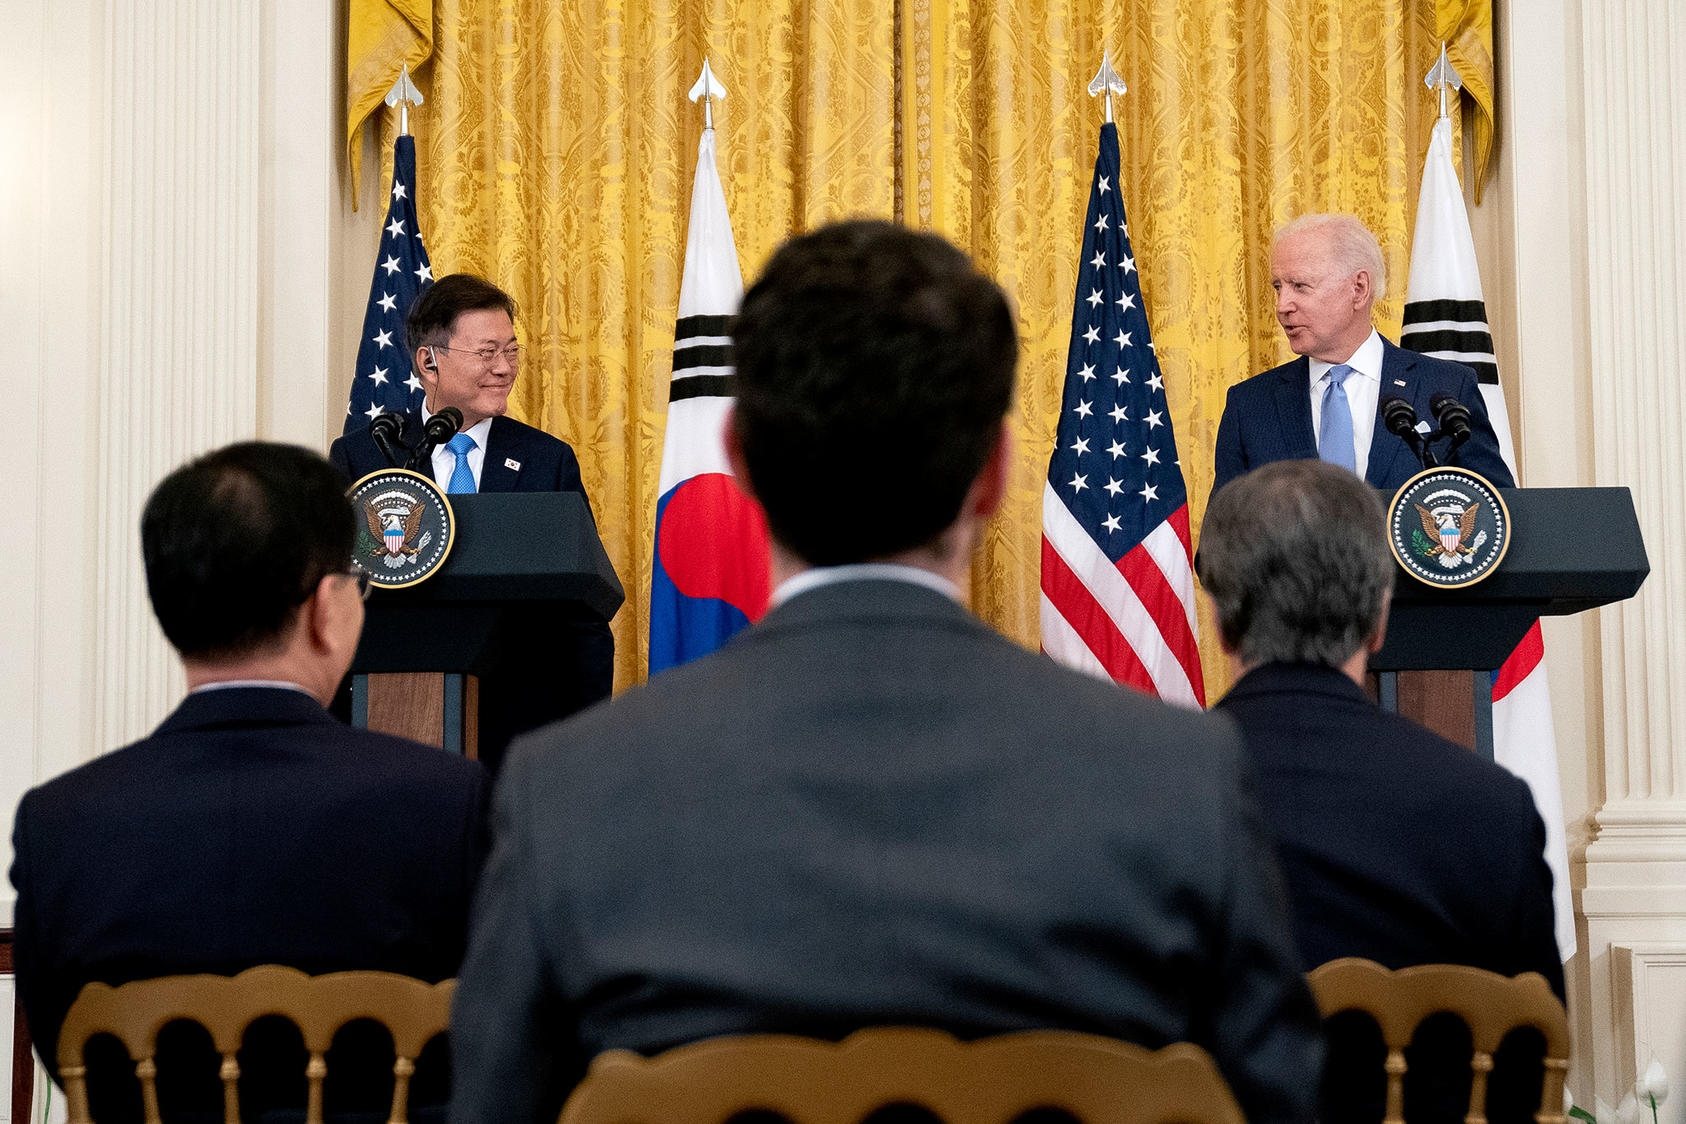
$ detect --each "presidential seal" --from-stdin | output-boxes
[346,469,455,589]
[1387,467,1510,589]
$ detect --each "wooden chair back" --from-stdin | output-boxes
[556,1027,1244,1124]
[56,964,454,1124]
[1307,957,1569,1124]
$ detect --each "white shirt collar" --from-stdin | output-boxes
[189,680,313,696]
[771,563,962,609]
[1308,329,1384,386]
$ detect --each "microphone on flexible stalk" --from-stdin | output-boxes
[409,406,465,472]
[1381,396,1437,469]
[368,413,406,469]
[1429,393,1474,451]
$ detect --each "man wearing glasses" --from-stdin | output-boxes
[331,272,591,497]
[329,273,614,764]
[11,442,487,1120]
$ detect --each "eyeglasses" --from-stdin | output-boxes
[343,569,373,601]
[432,343,522,366]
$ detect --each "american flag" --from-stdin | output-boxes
[1039,122,1205,707]
[345,134,434,433]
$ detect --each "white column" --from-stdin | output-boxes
[1575,0,1686,1109]
[93,0,262,750]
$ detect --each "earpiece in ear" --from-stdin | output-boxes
[422,347,438,372]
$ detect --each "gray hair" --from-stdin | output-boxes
[1274,213,1387,302]
[1197,459,1394,669]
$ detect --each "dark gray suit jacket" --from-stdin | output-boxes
[451,579,1322,1124]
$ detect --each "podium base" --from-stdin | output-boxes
[351,672,479,759]
[1370,670,1492,760]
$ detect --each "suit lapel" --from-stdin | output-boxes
[1366,343,1413,488]
[479,418,521,493]
[1273,358,1318,460]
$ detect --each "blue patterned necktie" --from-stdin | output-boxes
[445,431,478,494]
[1318,364,1358,474]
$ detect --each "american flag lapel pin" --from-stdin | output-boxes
[1393,379,1406,387]
[504,458,521,472]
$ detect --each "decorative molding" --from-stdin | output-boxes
[93,0,262,751]
[1610,943,1686,1115]
[1579,1,1686,817]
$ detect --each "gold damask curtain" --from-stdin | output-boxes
[377,0,1475,696]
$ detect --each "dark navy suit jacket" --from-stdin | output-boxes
[330,412,613,766]
[452,580,1323,1124]
[329,411,588,499]
[1211,340,1515,495]
[10,687,487,1119]
[1215,663,1562,1123]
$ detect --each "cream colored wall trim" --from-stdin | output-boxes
[92,0,262,752]
[1580,2,1686,825]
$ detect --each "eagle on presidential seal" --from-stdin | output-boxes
[1414,500,1487,569]
[363,503,433,569]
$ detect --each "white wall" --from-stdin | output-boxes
[0,0,379,933]
[1485,0,1686,1109]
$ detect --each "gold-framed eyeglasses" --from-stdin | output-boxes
[343,569,373,601]
[432,343,521,366]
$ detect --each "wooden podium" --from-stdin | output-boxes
[1369,486,1648,754]
[349,492,624,759]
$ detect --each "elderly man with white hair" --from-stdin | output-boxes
[1212,212,1513,494]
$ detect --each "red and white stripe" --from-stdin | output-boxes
[1040,482,1205,708]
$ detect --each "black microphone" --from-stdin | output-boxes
[1430,392,1474,450]
[1381,396,1437,469]
[368,413,405,468]
[408,406,466,471]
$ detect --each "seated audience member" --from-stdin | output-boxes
[450,220,1322,1124]
[1199,458,1562,1123]
[11,441,487,1121]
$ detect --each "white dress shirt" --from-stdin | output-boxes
[425,409,495,491]
[1308,329,1384,478]
[771,563,962,609]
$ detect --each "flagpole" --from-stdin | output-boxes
[689,57,726,131]
[1086,50,1127,124]
[384,64,424,137]
[1425,42,1463,122]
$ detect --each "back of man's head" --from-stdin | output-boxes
[1197,459,1394,669]
[731,220,1018,566]
[142,442,356,662]
[407,272,519,353]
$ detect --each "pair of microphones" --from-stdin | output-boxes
[1380,393,1474,471]
[368,406,465,471]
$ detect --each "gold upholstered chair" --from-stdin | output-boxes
[55,964,453,1124]
[556,1026,1244,1124]
[1307,957,1569,1124]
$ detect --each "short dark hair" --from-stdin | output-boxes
[1197,459,1394,668]
[407,273,519,353]
[731,220,1017,565]
[141,442,356,661]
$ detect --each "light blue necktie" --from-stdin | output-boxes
[445,431,477,494]
[1318,364,1358,475]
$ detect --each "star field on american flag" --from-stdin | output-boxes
[344,134,434,434]
[1040,121,1204,707]
[1047,125,1188,558]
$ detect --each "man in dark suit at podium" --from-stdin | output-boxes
[451,221,1322,1124]
[329,273,614,762]
[1212,213,1514,494]
[10,442,487,1121]
[1199,458,1561,1123]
